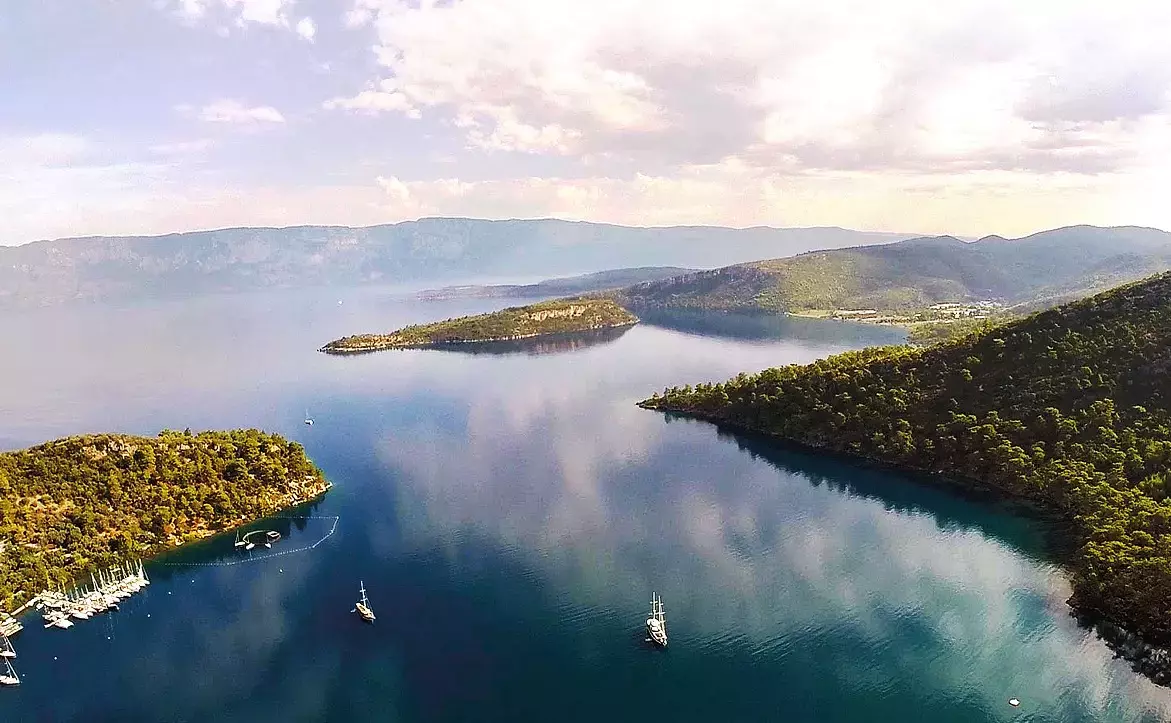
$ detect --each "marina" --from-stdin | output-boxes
[0,614,21,639]
[38,560,150,630]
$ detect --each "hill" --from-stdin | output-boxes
[415,266,695,300]
[639,272,1171,679]
[0,429,330,611]
[608,225,1171,314]
[0,219,904,309]
[320,298,637,354]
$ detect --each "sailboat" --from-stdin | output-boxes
[304,409,314,426]
[0,635,14,658]
[0,657,19,686]
[353,581,375,623]
[646,592,667,647]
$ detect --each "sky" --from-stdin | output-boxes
[2,0,1170,244]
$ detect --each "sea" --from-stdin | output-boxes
[1,286,1170,722]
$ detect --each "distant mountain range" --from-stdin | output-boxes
[415,266,697,300]
[605,225,1171,313]
[0,219,907,309]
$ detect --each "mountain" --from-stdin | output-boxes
[415,266,696,300]
[0,219,906,309]
[607,225,1171,313]
[641,272,1171,676]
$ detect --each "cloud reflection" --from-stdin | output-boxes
[373,362,1171,720]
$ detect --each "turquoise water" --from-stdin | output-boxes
[1,289,1170,722]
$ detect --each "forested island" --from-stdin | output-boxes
[640,272,1171,681]
[0,429,330,612]
[320,298,638,354]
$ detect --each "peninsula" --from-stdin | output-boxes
[0,429,330,613]
[640,272,1171,681]
[319,298,638,354]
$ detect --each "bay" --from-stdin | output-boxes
[1,288,1169,722]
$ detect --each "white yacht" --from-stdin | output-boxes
[646,592,667,647]
[354,581,376,623]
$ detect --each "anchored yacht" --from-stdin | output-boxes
[354,581,376,623]
[646,592,667,647]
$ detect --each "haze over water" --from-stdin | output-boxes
[2,289,1170,722]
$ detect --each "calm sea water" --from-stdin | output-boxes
[2,288,1170,722]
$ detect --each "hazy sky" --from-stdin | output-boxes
[2,0,1170,244]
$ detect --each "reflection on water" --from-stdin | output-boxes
[0,289,1169,722]
[636,307,907,346]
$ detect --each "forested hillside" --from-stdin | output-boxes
[641,272,1171,658]
[321,298,637,353]
[0,429,329,610]
[610,225,1171,313]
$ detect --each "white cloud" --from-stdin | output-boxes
[340,0,1171,175]
[195,99,286,125]
[148,139,215,156]
[295,16,316,41]
[323,88,417,116]
[167,0,297,29]
[366,162,1147,235]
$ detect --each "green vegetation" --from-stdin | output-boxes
[905,317,1004,346]
[607,225,1171,315]
[640,272,1171,657]
[0,429,329,611]
[320,298,638,354]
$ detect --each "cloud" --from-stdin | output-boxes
[295,16,316,41]
[339,0,1171,175]
[323,85,419,117]
[148,139,215,156]
[167,0,298,30]
[194,99,286,125]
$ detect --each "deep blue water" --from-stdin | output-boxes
[2,288,1170,722]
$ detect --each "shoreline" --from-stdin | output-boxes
[637,402,1171,687]
[319,320,638,354]
[1,477,332,622]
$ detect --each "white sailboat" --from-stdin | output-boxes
[0,635,14,659]
[646,592,667,647]
[353,581,375,623]
[0,657,18,686]
[304,409,314,426]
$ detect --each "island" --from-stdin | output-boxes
[639,272,1171,682]
[319,297,639,354]
[0,429,330,613]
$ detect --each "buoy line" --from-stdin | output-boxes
[161,516,339,568]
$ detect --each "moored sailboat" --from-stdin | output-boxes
[646,592,667,647]
[353,581,375,623]
[0,657,19,686]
